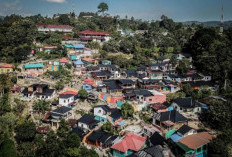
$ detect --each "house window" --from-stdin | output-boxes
[98,110,101,113]
[149,99,152,102]
[64,100,66,103]
[180,108,182,110]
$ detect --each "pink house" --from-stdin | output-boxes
[134,89,166,104]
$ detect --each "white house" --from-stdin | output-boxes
[36,24,73,33]
[59,94,75,107]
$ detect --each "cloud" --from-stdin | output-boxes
[44,0,67,3]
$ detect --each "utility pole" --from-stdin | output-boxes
[220,0,224,34]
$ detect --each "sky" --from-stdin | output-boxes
[0,0,232,22]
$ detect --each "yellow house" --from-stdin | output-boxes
[0,63,14,74]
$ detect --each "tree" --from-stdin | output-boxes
[0,94,11,116]
[98,2,109,15]
[121,102,134,118]
[64,133,81,148]
[0,134,17,157]
[176,60,189,75]
[33,100,50,115]
[57,119,69,138]
[58,14,71,25]
[101,122,114,133]
[78,89,88,101]
[15,120,36,143]
[13,98,26,115]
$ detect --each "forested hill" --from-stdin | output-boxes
[182,20,232,28]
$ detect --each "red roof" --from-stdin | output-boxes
[178,132,213,149]
[111,133,146,153]
[0,63,14,68]
[44,46,57,49]
[78,29,109,36]
[84,78,95,86]
[36,24,73,29]
[60,57,69,63]
[60,91,78,96]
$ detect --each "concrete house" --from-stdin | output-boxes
[171,98,202,114]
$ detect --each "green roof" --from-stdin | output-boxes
[24,63,44,69]
[70,55,77,60]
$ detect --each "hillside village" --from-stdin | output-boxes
[1,2,232,157]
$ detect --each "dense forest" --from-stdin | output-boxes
[1,4,232,156]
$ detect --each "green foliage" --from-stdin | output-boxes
[58,14,71,25]
[166,92,186,103]
[121,102,134,118]
[101,122,115,133]
[0,94,11,116]
[57,119,69,138]
[78,89,88,101]
[199,100,232,129]
[33,100,50,114]
[0,134,17,157]
[98,2,109,15]
[13,98,26,115]
[176,59,189,75]
[15,120,36,143]
[55,80,65,91]
[0,19,36,62]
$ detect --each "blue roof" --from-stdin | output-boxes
[24,63,44,69]
[170,134,183,142]
[73,44,84,49]
[64,44,74,48]
[74,60,84,65]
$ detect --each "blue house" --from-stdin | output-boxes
[73,44,84,52]
[74,60,84,68]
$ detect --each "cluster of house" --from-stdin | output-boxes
[36,23,111,43]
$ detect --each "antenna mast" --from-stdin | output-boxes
[220,0,224,34]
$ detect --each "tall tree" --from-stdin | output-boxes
[97,2,109,15]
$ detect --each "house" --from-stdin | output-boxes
[36,24,73,33]
[153,110,188,139]
[24,63,45,72]
[177,52,192,62]
[170,125,196,142]
[60,57,69,65]
[181,81,215,90]
[58,94,75,108]
[74,60,84,68]
[111,133,146,157]
[44,106,73,128]
[171,98,203,114]
[82,57,98,66]
[0,63,14,74]
[82,78,95,91]
[142,125,161,138]
[101,60,111,65]
[43,46,58,52]
[78,29,111,43]
[73,44,84,52]
[146,69,165,80]
[47,61,59,71]
[77,114,99,132]
[94,105,123,124]
[137,78,161,90]
[176,132,213,157]
[85,130,118,148]
[72,126,86,140]
[22,84,55,100]
[128,145,171,157]
[91,70,112,81]
[123,70,138,78]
